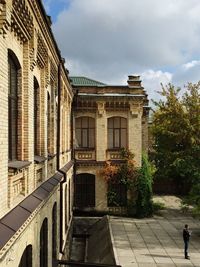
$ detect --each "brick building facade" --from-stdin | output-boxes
[71,76,149,213]
[0,1,73,266]
[0,1,149,266]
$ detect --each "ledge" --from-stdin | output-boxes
[0,171,64,251]
[34,155,47,163]
[48,153,56,160]
[8,160,31,170]
[74,148,95,151]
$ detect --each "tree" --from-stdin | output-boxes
[136,153,153,218]
[151,82,200,194]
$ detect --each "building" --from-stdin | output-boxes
[71,76,149,213]
[0,1,149,266]
[0,0,73,266]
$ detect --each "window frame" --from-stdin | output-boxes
[8,52,20,161]
[108,117,127,149]
[75,117,95,149]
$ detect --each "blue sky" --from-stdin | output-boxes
[43,0,200,104]
[43,0,70,22]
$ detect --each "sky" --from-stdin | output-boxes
[43,0,200,105]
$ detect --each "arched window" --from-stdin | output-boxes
[40,218,48,267]
[75,173,95,207]
[108,117,127,149]
[8,52,20,160]
[75,117,95,148]
[18,245,32,267]
[34,77,40,155]
[52,203,57,263]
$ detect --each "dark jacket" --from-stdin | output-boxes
[183,228,190,242]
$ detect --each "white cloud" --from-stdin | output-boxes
[182,60,200,70]
[141,70,172,104]
[49,0,200,104]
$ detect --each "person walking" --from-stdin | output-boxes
[183,224,191,259]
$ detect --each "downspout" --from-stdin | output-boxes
[71,89,78,209]
[57,62,65,254]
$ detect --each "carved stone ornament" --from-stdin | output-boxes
[37,32,48,69]
[0,0,10,36]
[50,58,57,82]
[97,102,105,116]
[129,102,142,118]
[11,0,33,43]
[29,29,37,71]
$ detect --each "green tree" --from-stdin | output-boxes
[136,153,153,218]
[151,82,200,194]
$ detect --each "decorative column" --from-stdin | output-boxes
[96,101,107,161]
[128,101,143,167]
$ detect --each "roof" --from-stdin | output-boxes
[70,76,106,87]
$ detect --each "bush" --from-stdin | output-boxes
[153,201,165,215]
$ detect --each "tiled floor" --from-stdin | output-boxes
[110,208,200,267]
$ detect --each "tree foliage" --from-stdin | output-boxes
[151,82,200,195]
[101,149,153,217]
[136,153,153,218]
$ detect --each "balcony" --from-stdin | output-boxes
[75,149,96,161]
[106,149,123,161]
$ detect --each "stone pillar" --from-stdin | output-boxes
[96,102,107,161]
[128,102,143,167]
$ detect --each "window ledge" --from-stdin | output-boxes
[34,155,47,164]
[74,148,95,151]
[48,153,56,160]
[8,160,32,170]
[106,148,123,152]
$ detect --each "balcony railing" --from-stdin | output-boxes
[75,149,96,161]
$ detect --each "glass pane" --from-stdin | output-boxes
[75,117,81,128]
[114,129,120,147]
[76,129,81,147]
[114,117,120,128]
[82,129,88,147]
[121,117,127,128]
[89,117,95,128]
[108,118,113,129]
[89,129,95,148]
[82,117,88,128]
[121,129,127,148]
[108,129,113,149]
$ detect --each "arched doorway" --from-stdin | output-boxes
[18,245,32,267]
[75,173,95,208]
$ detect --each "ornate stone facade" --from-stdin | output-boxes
[0,0,73,266]
[71,75,149,213]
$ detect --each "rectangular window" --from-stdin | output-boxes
[75,117,95,148]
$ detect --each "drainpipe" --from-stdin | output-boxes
[71,89,78,209]
[59,169,67,254]
[57,62,65,254]
[57,63,61,171]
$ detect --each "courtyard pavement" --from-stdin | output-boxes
[109,196,200,267]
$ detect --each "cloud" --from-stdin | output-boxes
[50,0,200,104]
[182,60,200,70]
[141,70,172,104]
[172,60,200,86]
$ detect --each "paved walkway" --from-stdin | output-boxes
[109,197,200,267]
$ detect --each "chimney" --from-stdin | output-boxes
[127,75,142,87]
